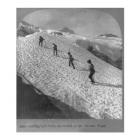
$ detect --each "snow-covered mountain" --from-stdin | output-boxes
[93,34,122,59]
[17,21,41,37]
[74,34,123,69]
[47,29,87,41]
[17,30,122,119]
[76,35,122,60]
[60,27,75,34]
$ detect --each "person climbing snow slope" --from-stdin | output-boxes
[68,51,75,69]
[53,43,58,56]
[87,59,95,84]
[39,36,45,47]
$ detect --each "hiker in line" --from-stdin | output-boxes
[39,36,45,47]
[87,59,95,84]
[53,43,58,56]
[68,51,75,69]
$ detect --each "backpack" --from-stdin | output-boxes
[40,36,44,41]
[90,64,95,73]
[69,54,74,61]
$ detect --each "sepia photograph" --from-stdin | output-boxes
[16,8,124,132]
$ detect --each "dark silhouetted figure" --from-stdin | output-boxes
[87,59,95,84]
[39,36,45,47]
[53,43,58,56]
[68,51,75,69]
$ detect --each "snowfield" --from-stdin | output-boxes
[17,31,123,119]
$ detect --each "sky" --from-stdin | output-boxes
[17,8,123,40]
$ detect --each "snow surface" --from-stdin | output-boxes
[17,31,122,119]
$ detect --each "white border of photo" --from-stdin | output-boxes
[0,0,140,139]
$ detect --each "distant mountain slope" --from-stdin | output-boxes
[17,21,40,37]
[75,35,123,69]
[60,27,75,34]
[17,31,122,119]
[99,33,119,38]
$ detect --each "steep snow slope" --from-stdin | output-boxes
[17,31,122,119]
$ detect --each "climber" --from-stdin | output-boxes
[68,51,75,69]
[39,36,45,47]
[53,43,58,56]
[87,59,95,84]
